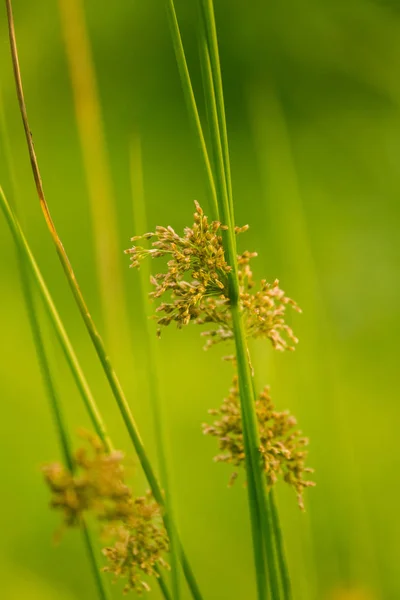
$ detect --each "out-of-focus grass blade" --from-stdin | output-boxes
[57,0,130,355]
[247,81,381,598]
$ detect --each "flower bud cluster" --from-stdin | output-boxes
[125,202,299,350]
[127,202,314,510]
[203,376,315,509]
[43,431,168,594]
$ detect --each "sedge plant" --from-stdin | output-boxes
[125,2,316,599]
[2,0,316,597]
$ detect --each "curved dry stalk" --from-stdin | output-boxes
[4,3,202,598]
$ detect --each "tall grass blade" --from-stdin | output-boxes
[197,0,233,218]
[0,183,114,451]
[57,0,130,354]
[165,0,218,221]
[130,134,181,599]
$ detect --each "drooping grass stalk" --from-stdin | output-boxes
[57,0,130,354]
[130,135,181,600]
[0,107,110,600]
[4,4,202,597]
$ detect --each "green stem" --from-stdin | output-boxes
[270,490,292,600]
[165,0,218,221]
[22,253,110,600]
[130,138,181,599]
[0,188,112,451]
[240,406,269,599]
[157,565,173,600]
[196,16,270,599]
[0,92,110,600]
[232,306,281,600]
[198,0,233,219]
[81,525,111,600]
[196,2,283,597]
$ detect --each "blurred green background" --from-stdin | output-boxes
[0,0,399,598]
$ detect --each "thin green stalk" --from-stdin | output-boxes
[0,97,110,600]
[197,0,233,219]
[19,262,74,474]
[20,241,110,600]
[231,306,281,600]
[195,19,232,238]
[130,137,181,600]
[195,21,270,599]
[4,4,202,597]
[0,184,176,600]
[23,253,111,600]
[156,566,173,600]
[173,1,284,597]
[165,0,218,221]
[249,374,289,600]
[1,198,175,600]
[0,184,113,453]
[81,525,111,600]
[240,408,269,599]
[270,491,292,600]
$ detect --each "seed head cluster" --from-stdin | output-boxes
[203,376,315,509]
[102,493,169,595]
[125,201,299,351]
[126,202,314,511]
[43,432,168,594]
[43,431,131,527]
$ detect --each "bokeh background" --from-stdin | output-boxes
[0,1,399,598]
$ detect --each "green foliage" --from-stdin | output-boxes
[0,0,398,598]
